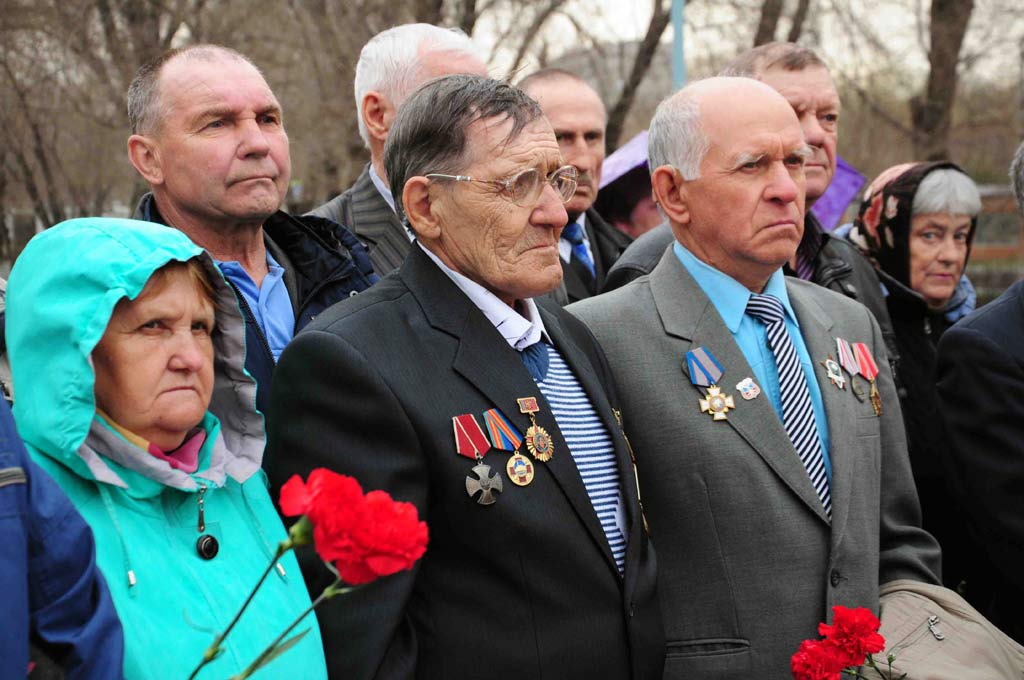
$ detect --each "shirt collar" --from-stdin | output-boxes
[369,164,397,214]
[672,240,799,332]
[418,242,550,350]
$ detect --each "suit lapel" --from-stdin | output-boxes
[788,284,857,540]
[401,249,621,575]
[650,250,831,524]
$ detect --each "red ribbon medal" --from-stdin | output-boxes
[852,342,882,416]
[453,414,492,460]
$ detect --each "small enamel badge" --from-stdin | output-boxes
[821,355,846,389]
[736,377,761,400]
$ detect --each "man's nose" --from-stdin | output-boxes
[535,181,570,231]
[564,139,593,173]
[802,115,825,148]
[767,162,800,204]
[238,117,271,156]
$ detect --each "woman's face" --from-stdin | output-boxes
[93,266,215,450]
[908,212,972,310]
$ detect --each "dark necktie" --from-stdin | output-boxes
[746,293,831,517]
[519,340,550,382]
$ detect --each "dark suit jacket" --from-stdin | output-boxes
[936,278,1024,643]
[310,163,410,275]
[555,207,632,305]
[570,249,940,678]
[264,246,664,680]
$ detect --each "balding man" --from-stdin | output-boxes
[126,45,377,416]
[603,44,897,369]
[570,77,939,677]
[519,69,631,303]
[311,24,488,274]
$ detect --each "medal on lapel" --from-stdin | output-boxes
[482,408,534,487]
[852,342,882,416]
[686,347,735,421]
[517,397,554,462]
[836,338,866,401]
[454,414,502,505]
[821,355,846,389]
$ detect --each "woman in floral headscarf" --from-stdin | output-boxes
[847,160,980,591]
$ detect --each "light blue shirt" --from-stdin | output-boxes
[673,241,832,481]
[217,251,294,362]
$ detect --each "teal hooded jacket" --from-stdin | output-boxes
[7,218,327,679]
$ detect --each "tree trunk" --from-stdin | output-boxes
[605,0,672,151]
[753,0,783,46]
[910,0,974,160]
[787,0,812,42]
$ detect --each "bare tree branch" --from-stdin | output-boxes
[753,0,783,46]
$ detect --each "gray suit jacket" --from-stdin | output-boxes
[309,163,410,274]
[569,249,940,678]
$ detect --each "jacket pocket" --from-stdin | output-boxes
[664,638,751,679]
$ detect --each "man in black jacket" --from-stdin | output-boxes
[604,43,898,369]
[265,74,664,680]
[934,140,1024,643]
[126,45,376,415]
[519,69,632,303]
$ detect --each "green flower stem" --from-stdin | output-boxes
[230,577,351,680]
[187,539,294,680]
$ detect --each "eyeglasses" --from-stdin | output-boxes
[426,165,579,207]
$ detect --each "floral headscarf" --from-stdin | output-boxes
[849,161,977,288]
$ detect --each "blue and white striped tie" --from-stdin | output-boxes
[746,293,832,517]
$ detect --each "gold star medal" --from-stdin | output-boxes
[517,396,553,462]
[686,346,735,421]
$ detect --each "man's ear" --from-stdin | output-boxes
[651,165,691,226]
[362,91,393,143]
[403,177,441,241]
[127,134,163,186]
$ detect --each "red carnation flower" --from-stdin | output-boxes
[818,605,885,668]
[790,639,845,680]
[279,469,428,586]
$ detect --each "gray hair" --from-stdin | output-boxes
[127,45,259,135]
[913,168,981,217]
[647,92,710,180]
[354,23,478,147]
[383,75,543,218]
[719,41,829,78]
[1011,140,1024,214]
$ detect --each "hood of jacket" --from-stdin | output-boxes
[7,218,264,492]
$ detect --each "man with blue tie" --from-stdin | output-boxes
[569,76,940,678]
[518,69,631,303]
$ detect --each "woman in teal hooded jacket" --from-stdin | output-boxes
[6,218,328,679]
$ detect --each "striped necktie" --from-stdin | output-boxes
[746,293,832,517]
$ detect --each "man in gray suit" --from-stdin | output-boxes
[569,77,940,678]
[310,24,487,274]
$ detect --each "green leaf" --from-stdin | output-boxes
[245,628,311,675]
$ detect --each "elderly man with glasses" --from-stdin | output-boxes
[264,74,664,680]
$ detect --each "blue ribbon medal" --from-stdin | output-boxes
[685,346,735,421]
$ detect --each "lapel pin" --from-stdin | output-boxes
[736,377,761,400]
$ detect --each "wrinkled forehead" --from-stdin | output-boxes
[464,115,559,171]
[159,55,280,119]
